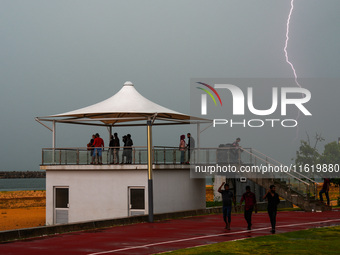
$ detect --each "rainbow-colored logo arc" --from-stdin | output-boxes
[196,82,223,106]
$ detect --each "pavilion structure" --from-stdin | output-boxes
[36,81,209,224]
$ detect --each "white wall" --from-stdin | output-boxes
[153,169,206,214]
[45,165,206,225]
[46,169,148,225]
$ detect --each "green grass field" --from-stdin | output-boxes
[161,226,340,255]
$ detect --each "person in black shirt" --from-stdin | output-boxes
[109,135,115,164]
[263,185,280,233]
[126,134,133,164]
[88,134,95,157]
[319,178,330,206]
[186,133,195,164]
[218,182,236,230]
[121,135,127,164]
[113,133,120,164]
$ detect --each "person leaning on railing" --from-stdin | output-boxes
[109,135,115,164]
[113,132,120,164]
[91,133,104,165]
[231,137,243,163]
[121,135,127,164]
[109,133,120,164]
[179,134,187,164]
[87,134,95,157]
[186,133,195,164]
[125,134,133,164]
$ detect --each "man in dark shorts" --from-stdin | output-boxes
[263,185,280,233]
[218,182,236,230]
[319,178,330,206]
[239,185,257,230]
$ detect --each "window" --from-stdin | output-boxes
[55,188,69,208]
[130,188,145,210]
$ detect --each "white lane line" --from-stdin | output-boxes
[88,218,340,255]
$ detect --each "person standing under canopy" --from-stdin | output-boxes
[91,133,104,165]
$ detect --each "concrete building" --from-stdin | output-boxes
[42,165,205,225]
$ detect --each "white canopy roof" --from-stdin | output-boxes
[37,81,205,126]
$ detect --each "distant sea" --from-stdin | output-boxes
[0,178,46,191]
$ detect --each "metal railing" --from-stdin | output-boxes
[41,146,317,199]
[41,146,253,166]
[241,148,318,199]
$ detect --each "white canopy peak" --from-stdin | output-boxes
[124,81,134,86]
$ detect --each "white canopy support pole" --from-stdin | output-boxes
[196,123,200,148]
[52,120,56,148]
[147,118,154,223]
[52,120,56,163]
[109,126,112,140]
[200,123,213,134]
[196,123,200,165]
[35,118,53,132]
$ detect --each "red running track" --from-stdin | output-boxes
[1,210,340,255]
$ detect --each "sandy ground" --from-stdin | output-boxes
[206,185,214,202]
[0,188,213,232]
[0,191,46,231]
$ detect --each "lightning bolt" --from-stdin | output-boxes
[284,0,301,88]
[284,0,301,139]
